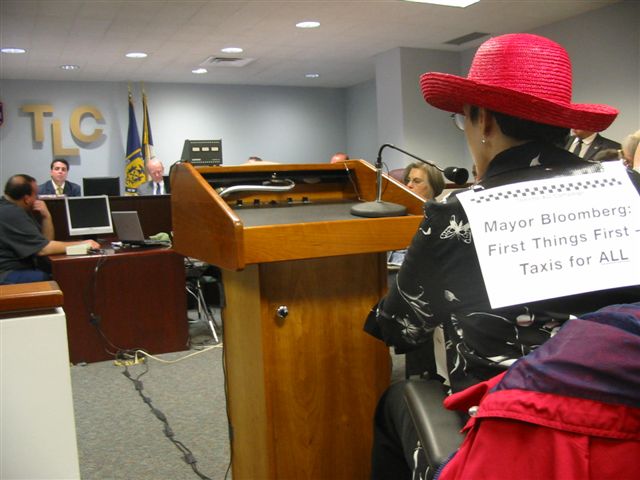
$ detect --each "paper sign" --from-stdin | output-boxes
[457,162,640,308]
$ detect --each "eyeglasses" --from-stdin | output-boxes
[406,177,424,185]
[451,113,465,131]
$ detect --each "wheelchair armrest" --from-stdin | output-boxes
[403,380,465,469]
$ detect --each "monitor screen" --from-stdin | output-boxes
[83,177,120,196]
[65,195,114,237]
[181,139,222,166]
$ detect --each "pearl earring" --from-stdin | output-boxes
[481,137,487,144]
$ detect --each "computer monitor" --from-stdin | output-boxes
[83,176,120,196]
[65,195,114,237]
[181,139,223,166]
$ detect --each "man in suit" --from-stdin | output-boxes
[565,129,621,161]
[38,159,81,196]
[137,158,169,195]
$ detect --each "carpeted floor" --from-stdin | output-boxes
[70,313,406,480]
[70,316,231,480]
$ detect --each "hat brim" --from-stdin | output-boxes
[420,72,618,132]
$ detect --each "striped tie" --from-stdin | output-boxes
[56,185,63,195]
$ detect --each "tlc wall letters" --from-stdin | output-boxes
[21,104,105,156]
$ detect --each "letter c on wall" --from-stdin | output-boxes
[70,105,104,143]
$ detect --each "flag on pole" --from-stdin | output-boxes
[125,87,145,194]
[141,84,154,162]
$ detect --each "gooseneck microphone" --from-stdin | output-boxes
[350,143,469,218]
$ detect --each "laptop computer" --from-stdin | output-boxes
[111,211,170,247]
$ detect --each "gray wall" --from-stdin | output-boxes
[345,79,378,163]
[376,0,639,174]
[0,81,348,189]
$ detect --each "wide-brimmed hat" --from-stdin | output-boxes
[420,33,617,132]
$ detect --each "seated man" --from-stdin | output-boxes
[0,174,99,284]
[330,152,349,163]
[565,129,621,161]
[38,158,81,196]
[137,158,169,195]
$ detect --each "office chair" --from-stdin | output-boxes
[185,259,225,343]
[403,379,464,479]
[402,303,640,480]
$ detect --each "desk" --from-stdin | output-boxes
[51,248,188,364]
[1,281,80,480]
[45,194,172,241]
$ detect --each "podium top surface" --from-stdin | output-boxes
[234,201,361,226]
[170,161,426,269]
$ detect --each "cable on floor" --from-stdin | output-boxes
[121,362,212,480]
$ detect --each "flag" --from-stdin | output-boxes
[125,88,145,194]
[141,85,154,162]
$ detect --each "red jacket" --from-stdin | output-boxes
[438,303,640,480]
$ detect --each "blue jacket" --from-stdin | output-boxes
[38,180,81,197]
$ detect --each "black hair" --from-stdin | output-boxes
[50,158,70,170]
[469,106,569,146]
[4,174,36,200]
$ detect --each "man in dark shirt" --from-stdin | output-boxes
[0,174,99,284]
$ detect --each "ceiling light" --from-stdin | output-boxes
[401,0,480,7]
[192,68,208,74]
[1,47,27,54]
[60,64,80,70]
[221,47,243,54]
[125,52,148,58]
[296,21,320,29]
[305,73,320,78]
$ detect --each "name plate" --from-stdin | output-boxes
[458,162,640,308]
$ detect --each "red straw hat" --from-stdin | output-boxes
[420,33,617,132]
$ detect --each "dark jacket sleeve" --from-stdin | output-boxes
[364,202,454,353]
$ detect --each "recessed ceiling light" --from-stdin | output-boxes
[125,52,148,58]
[192,68,208,74]
[296,21,320,29]
[221,47,243,54]
[401,0,479,6]
[1,47,27,54]
[305,73,320,79]
[60,64,80,70]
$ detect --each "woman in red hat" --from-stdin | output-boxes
[365,33,640,479]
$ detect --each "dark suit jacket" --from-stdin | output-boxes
[565,134,621,162]
[38,180,81,196]
[137,179,170,195]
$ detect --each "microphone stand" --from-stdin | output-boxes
[350,143,469,218]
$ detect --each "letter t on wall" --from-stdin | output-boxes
[21,104,54,142]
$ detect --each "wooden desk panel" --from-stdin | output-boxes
[0,281,63,312]
[51,248,188,364]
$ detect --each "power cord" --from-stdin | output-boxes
[84,254,149,361]
[121,362,212,480]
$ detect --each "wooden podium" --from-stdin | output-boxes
[171,161,424,479]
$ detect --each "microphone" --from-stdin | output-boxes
[350,143,469,218]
